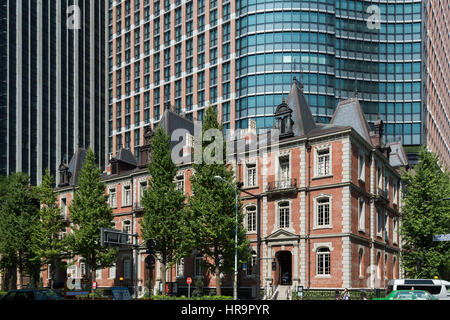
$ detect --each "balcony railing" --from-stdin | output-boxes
[267,178,297,192]
[377,188,388,199]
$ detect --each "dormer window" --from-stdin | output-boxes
[274,100,293,137]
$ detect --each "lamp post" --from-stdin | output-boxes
[214,175,238,300]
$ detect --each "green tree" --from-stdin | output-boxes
[31,169,70,288]
[187,106,250,296]
[140,126,188,296]
[400,148,450,279]
[66,149,117,292]
[0,173,40,289]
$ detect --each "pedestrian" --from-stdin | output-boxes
[343,288,351,300]
[335,289,342,300]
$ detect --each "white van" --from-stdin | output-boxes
[386,279,450,300]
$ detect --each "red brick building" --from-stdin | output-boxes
[47,80,407,299]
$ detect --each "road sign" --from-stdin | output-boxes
[111,287,132,300]
[433,234,450,242]
[93,281,97,289]
[187,277,192,299]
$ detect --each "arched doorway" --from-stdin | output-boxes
[276,251,292,285]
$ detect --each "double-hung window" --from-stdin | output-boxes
[246,163,257,187]
[317,148,330,176]
[317,248,330,276]
[279,202,290,229]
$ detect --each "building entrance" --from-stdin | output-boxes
[276,251,292,285]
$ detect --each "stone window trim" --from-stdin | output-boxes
[108,185,118,208]
[313,244,333,278]
[358,246,365,279]
[244,203,257,234]
[243,159,258,188]
[275,199,293,232]
[313,144,332,178]
[358,197,366,233]
[122,182,132,207]
[358,152,366,182]
[313,194,333,230]
[275,150,292,185]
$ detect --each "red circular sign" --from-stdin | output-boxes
[187,277,192,285]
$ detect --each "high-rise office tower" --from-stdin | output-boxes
[0,0,108,185]
[108,0,449,167]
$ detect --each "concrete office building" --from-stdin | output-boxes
[108,0,449,168]
[0,0,108,185]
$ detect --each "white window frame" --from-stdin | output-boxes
[175,173,185,192]
[122,184,132,207]
[277,155,290,186]
[384,213,389,241]
[176,259,184,278]
[393,217,398,245]
[358,153,365,181]
[393,180,398,205]
[277,201,291,229]
[139,180,147,204]
[313,195,332,229]
[377,209,384,237]
[245,162,257,188]
[122,220,132,243]
[245,205,257,233]
[358,248,364,278]
[315,145,332,177]
[96,268,102,280]
[109,264,116,279]
[358,197,365,232]
[316,247,331,277]
[109,187,117,208]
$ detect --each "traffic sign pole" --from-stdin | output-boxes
[187,277,192,299]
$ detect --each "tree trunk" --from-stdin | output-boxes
[160,262,166,296]
[214,250,221,296]
[215,264,221,296]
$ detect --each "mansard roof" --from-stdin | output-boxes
[114,148,137,167]
[329,97,373,146]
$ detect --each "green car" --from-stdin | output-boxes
[374,290,438,300]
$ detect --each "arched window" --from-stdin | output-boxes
[358,249,364,277]
[278,202,290,229]
[246,206,256,232]
[317,248,330,275]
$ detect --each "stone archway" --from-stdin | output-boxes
[276,251,292,286]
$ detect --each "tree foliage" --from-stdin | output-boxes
[31,169,69,288]
[66,149,117,286]
[400,148,450,279]
[0,173,40,289]
[187,106,250,296]
[140,126,188,295]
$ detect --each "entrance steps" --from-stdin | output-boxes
[272,285,292,300]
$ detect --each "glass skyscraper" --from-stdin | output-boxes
[108,0,449,167]
[0,0,108,185]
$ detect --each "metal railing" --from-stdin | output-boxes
[267,178,297,192]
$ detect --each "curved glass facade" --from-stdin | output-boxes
[235,0,424,146]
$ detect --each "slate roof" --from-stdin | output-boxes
[67,148,88,186]
[115,148,137,166]
[285,78,317,136]
[387,140,409,168]
[329,97,373,146]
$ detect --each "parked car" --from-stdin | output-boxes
[1,289,65,301]
[386,279,450,300]
[373,290,437,300]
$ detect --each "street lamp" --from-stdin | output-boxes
[214,175,238,300]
